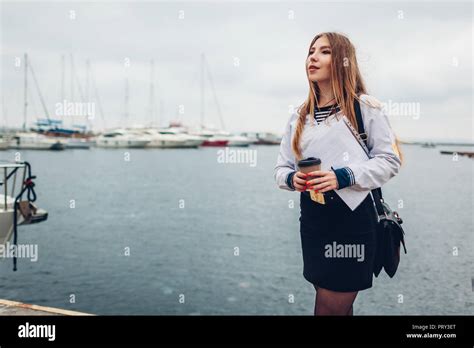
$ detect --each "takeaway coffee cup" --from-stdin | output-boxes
[297,157,325,204]
[297,157,321,178]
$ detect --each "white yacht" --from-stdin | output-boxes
[39,136,94,150]
[224,134,253,147]
[11,132,64,150]
[240,132,281,145]
[191,128,252,147]
[139,128,202,148]
[153,127,204,148]
[95,129,150,148]
[63,138,95,149]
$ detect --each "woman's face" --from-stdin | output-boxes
[306,36,332,83]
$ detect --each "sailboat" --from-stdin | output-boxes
[240,132,281,145]
[33,119,94,149]
[95,128,150,148]
[156,125,205,148]
[136,60,202,149]
[13,53,65,150]
[191,53,252,147]
[132,128,199,148]
[30,55,95,149]
[95,76,151,148]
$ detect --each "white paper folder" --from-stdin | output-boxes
[304,115,372,211]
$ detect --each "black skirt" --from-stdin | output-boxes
[299,190,378,292]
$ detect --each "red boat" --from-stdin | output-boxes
[201,139,228,147]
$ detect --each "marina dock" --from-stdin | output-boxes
[440,150,474,158]
[0,299,92,316]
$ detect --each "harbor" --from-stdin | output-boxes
[0,5,472,316]
[0,143,473,315]
[1,57,472,313]
[1,54,472,314]
[0,53,282,152]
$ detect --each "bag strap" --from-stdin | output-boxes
[353,98,385,217]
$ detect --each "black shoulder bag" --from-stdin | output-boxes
[353,99,407,278]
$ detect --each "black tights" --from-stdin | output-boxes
[313,284,358,316]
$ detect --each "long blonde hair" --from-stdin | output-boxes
[291,32,403,164]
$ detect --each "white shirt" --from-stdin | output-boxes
[274,94,401,192]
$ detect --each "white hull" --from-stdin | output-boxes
[191,129,252,147]
[10,133,64,150]
[0,196,48,246]
[146,137,203,148]
[256,133,281,145]
[0,162,48,248]
[0,195,21,245]
[140,129,203,148]
[226,135,252,147]
[95,139,149,148]
[146,140,201,148]
[64,138,94,149]
[0,192,47,246]
[95,130,150,148]
[0,210,15,246]
[0,195,14,245]
[182,138,205,147]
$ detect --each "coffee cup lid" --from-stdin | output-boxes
[297,157,321,167]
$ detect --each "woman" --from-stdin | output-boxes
[274,32,403,316]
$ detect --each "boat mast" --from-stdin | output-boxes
[70,53,74,103]
[159,100,164,128]
[85,59,90,103]
[85,59,91,130]
[70,54,85,103]
[28,57,51,122]
[61,55,65,101]
[200,53,204,129]
[23,53,28,131]
[60,54,65,122]
[149,59,155,127]
[90,61,106,130]
[204,55,225,131]
[123,77,129,125]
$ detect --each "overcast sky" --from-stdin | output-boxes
[1,1,472,142]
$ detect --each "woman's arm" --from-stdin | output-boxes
[343,95,402,191]
[274,113,298,191]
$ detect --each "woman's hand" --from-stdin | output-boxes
[292,171,309,192]
[305,170,339,193]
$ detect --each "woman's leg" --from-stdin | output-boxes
[313,284,319,315]
[347,304,353,316]
[313,285,354,316]
[314,286,358,316]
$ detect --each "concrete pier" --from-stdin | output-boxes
[0,299,92,316]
